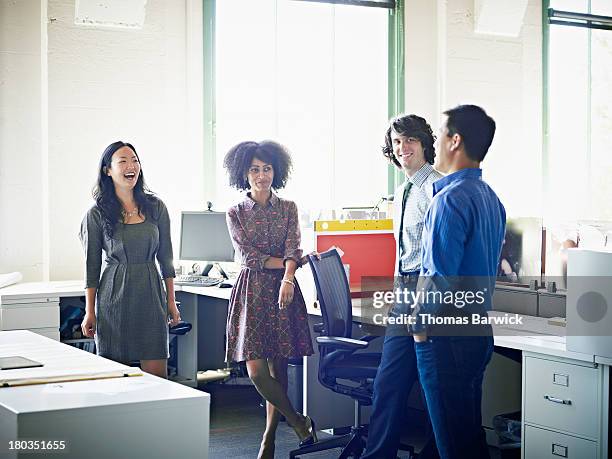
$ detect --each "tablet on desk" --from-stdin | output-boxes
[0,356,44,370]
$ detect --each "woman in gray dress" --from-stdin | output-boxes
[80,141,181,378]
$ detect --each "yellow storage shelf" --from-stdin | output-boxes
[314,219,393,232]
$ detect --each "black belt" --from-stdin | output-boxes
[105,261,155,265]
[399,270,420,281]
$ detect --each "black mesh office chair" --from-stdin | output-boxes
[290,249,415,459]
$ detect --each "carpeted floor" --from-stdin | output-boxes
[205,382,504,459]
[207,382,349,458]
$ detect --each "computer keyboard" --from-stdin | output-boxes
[175,275,222,287]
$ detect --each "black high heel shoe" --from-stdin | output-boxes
[298,416,318,448]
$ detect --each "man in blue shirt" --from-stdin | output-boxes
[410,105,506,459]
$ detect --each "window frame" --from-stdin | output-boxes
[203,0,405,204]
[543,1,612,221]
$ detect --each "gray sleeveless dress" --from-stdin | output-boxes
[79,198,175,363]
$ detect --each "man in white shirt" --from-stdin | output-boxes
[362,114,442,459]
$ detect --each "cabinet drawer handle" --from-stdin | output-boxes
[544,395,572,405]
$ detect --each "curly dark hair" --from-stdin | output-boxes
[382,114,436,168]
[92,141,157,239]
[223,140,293,190]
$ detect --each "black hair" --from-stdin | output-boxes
[223,140,293,190]
[443,105,496,162]
[382,114,436,168]
[92,141,156,238]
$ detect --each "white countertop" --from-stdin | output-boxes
[178,284,232,300]
[0,280,232,304]
[0,281,84,304]
[307,302,598,363]
[492,334,594,362]
[0,331,208,414]
[0,281,602,365]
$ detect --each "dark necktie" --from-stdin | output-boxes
[398,181,413,273]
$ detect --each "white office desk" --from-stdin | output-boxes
[487,315,609,458]
[173,267,316,385]
[0,330,210,459]
[304,305,610,459]
[0,280,231,307]
[0,275,315,387]
[0,281,233,387]
[0,281,84,341]
[173,285,231,386]
[3,282,609,457]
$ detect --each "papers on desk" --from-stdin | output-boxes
[0,272,22,289]
[0,356,43,370]
[1,369,143,388]
[0,340,142,388]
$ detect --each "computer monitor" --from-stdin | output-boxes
[497,217,543,285]
[179,211,235,277]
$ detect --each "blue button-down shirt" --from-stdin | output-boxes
[411,168,506,333]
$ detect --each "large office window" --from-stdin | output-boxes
[212,0,393,218]
[546,0,612,223]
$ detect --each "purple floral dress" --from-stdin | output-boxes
[225,193,313,362]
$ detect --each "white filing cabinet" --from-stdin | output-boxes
[0,296,60,341]
[522,352,609,459]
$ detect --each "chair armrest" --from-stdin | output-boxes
[316,336,369,350]
[313,322,324,333]
[169,321,192,335]
[358,334,381,343]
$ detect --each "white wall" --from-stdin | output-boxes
[1,0,543,281]
[405,0,543,218]
[0,0,45,281]
[404,0,441,124]
[0,0,205,281]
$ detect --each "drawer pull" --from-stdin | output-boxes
[544,395,572,405]
[552,443,568,457]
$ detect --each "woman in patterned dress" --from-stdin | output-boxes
[224,141,317,458]
[80,141,181,378]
